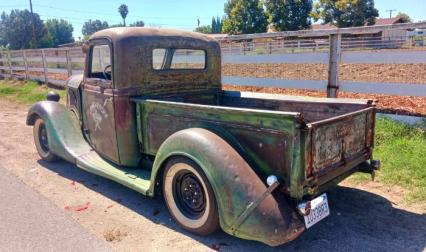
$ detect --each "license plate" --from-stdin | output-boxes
[301,193,330,229]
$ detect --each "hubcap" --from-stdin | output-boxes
[39,123,49,152]
[174,171,206,219]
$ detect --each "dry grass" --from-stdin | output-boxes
[103,229,128,242]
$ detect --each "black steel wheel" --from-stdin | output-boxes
[33,118,59,162]
[162,157,219,235]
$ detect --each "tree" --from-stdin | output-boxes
[40,19,74,48]
[0,9,44,49]
[195,25,212,34]
[264,0,313,31]
[396,12,412,23]
[222,0,268,34]
[82,19,109,36]
[130,20,145,27]
[311,0,379,28]
[216,16,223,33]
[212,17,217,33]
[118,4,129,27]
[211,16,223,33]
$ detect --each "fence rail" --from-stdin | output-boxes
[0,26,426,99]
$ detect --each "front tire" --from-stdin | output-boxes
[33,118,59,162]
[162,157,219,235]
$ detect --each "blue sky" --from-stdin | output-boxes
[1,0,425,39]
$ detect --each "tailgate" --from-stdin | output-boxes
[307,107,375,177]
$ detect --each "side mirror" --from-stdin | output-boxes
[82,42,90,54]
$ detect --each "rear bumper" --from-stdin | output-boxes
[305,152,380,197]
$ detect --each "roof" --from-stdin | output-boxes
[311,23,337,30]
[90,27,217,43]
[375,17,404,26]
[311,18,404,31]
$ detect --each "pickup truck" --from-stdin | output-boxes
[27,27,380,246]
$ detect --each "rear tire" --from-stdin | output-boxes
[162,157,219,235]
[33,118,59,162]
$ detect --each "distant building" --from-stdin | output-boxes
[311,17,407,40]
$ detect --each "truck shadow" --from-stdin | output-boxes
[38,160,426,252]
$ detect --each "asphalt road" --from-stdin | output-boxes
[0,165,112,252]
[0,99,425,252]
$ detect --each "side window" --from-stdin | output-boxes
[152,48,206,70]
[90,44,111,80]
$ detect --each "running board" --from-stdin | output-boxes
[76,150,152,195]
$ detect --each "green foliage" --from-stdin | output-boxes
[82,19,109,36]
[0,80,66,104]
[312,0,379,28]
[38,32,54,48]
[130,20,145,27]
[109,23,124,28]
[265,0,313,31]
[195,25,212,34]
[396,12,412,23]
[349,117,426,203]
[211,16,223,33]
[40,19,74,48]
[222,0,268,34]
[0,9,45,49]
[118,4,129,27]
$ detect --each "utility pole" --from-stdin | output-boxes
[386,9,397,19]
[29,0,37,48]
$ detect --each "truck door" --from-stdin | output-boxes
[81,39,119,163]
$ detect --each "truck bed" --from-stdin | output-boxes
[132,90,376,199]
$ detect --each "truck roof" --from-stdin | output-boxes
[87,27,222,93]
[90,27,217,44]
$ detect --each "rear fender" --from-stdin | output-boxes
[149,128,304,246]
[26,101,91,163]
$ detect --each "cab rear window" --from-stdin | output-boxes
[152,48,206,70]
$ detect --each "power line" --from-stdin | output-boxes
[386,9,397,19]
[33,3,212,20]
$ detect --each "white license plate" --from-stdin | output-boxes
[302,193,330,229]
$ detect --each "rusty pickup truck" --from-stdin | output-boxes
[27,27,380,246]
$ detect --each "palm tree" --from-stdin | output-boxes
[118,4,129,26]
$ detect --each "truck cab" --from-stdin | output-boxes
[27,27,380,246]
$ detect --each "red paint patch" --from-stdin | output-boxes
[64,202,90,212]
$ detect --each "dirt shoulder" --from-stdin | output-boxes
[0,99,424,252]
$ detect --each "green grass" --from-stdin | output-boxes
[0,79,66,104]
[349,117,426,203]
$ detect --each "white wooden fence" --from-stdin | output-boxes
[0,22,426,98]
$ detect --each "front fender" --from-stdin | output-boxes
[150,128,304,246]
[26,101,91,163]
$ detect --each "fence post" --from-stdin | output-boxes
[23,50,29,80]
[7,51,13,76]
[66,49,72,77]
[327,33,342,98]
[41,49,48,85]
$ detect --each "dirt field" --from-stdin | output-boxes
[0,98,425,252]
[223,85,426,116]
[223,63,426,84]
[5,61,426,116]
